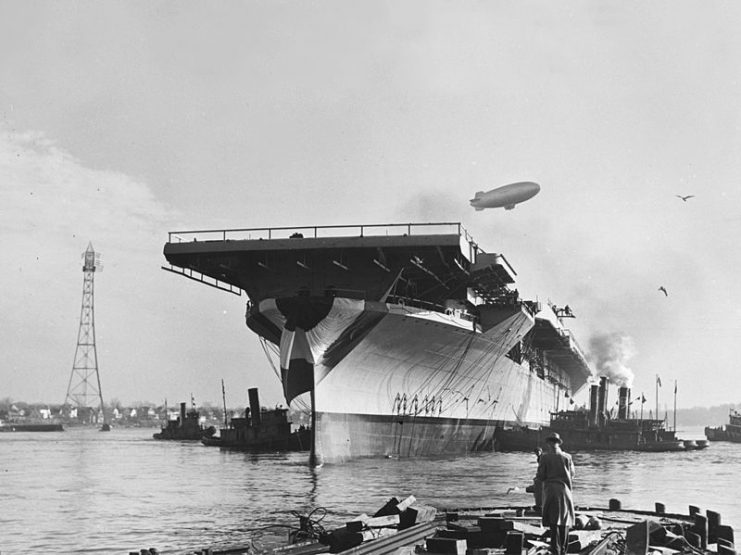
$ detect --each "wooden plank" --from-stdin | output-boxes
[362,529,398,542]
[347,514,370,532]
[396,496,417,513]
[512,521,545,536]
[567,531,604,552]
[625,521,649,555]
[268,542,330,555]
[365,515,401,528]
[399,505,438,530]
[425,538,467,555]
[337,522,439,555]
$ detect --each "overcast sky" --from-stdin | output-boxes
[2,1,740,411]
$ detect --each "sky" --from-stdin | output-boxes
[1,1,741,410]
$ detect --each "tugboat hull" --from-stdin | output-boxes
[153,402,215,441]
[496,379,693,453]
[705,411,741,442]
[203,387,311,452]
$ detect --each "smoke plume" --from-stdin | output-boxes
[588,332,636,387]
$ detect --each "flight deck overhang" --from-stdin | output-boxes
[529,318,593,390]
[162,223,519,306]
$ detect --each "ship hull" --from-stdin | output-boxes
[316,412,502,459]
[253,297,574,463]
[202,429,311,452]
[705,426,741,442]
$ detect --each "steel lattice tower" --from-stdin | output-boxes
[64,243,106,423]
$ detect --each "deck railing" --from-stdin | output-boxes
[168,222,476,246]
[557,327,588,364]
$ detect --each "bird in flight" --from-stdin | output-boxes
[676,194,695,202]
[658,286,668,297]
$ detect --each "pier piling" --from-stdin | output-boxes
[708,510,721,543]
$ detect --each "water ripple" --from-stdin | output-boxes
[0,426,737,553]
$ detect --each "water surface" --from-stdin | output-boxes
[0,426,734,554]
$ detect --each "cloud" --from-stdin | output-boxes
[0,124,178,402]
[1,127,172,241]
[0,124,287,407]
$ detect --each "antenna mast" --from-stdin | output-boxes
[64,243,107,426]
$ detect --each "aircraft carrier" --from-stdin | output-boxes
[162,222,592,463]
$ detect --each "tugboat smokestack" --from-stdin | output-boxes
[598,376,609,422]
[180,402,186,428]
[618,386,630,419]
[248,387,261,426]
[589,384,599,426]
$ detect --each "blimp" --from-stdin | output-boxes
[470,181,541,211]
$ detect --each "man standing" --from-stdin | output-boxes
[535,433,575,555]
[526,447,543,513]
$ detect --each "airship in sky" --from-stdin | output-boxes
[470,181,541,211]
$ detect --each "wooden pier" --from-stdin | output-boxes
[131,496,736,555]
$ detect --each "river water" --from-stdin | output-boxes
[0,426,735,554]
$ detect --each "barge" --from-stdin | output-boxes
[0,422,64,432]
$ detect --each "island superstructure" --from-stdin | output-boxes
[163,222,592,463]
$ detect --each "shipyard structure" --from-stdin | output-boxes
[163,223,592,463]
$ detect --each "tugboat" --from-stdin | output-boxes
[153,401,216,441]
[497,377,701,452]
[705,409,741,442]
[202,387,310,451]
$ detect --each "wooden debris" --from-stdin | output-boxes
[173,495,736,555]
[425,537,467,555]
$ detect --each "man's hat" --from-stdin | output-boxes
[546,432,563,444]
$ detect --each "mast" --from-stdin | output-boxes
[673,380,677,432]
[221,379,228,427]
[655,374,660,421]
